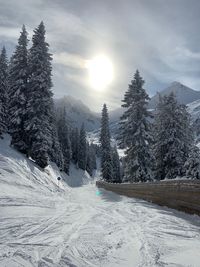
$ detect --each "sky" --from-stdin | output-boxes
[0,0,200,112]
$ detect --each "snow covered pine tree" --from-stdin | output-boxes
[9,25,29,152]
[78,123,87,170]
[86,142,93,176]
[0,47,8,137]
[25,22,54,168]
[184,146,200,179]
[100,104,113,182]
[57,108,71,174]
[119,70,153,182]
[112,145,121,183]
[71,127,79,165]
[89,143,97,171]
[49,110,64,171]
[153,93,193,180]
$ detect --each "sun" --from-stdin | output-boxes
[86,55,114,91]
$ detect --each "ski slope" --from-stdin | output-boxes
[0,137,200,267]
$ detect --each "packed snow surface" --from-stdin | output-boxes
[0,137,200,267]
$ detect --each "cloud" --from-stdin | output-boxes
[0,26,20,39]
[175,47,200,60]
[53,52,86,69]
[1,0,200,111]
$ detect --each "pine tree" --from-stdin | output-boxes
[119,70,152,182]
[120,157,126,182]
[64,126,71,175]
[86,142,93,176]
[49,111,64,170]
[71,127,79,165]
[0,46,8,137]
[8,25,29,152]
[90,143,97,170]
[25,22,53,168]
[78,123,87,170]
[57,108,71,174]
[86,143,97,176]
[112,145,121,183]
[100,104,113,182]
[180,104,193,169]
[153,93,193,180]
[184,146,200,179]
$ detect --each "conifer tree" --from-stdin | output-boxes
[119,70,152,182]
[112,145,121,183]
[9,25,29,152]
[90,143,97,170]
[86,143,97,176]
[86,142,93,176]
[78,123,87,170]
[154,93,193,180]
[49,111,64,170]
[100,104,113,182]
[0,46,8,137]
[184,146,200,179]
[25,22,53,168]
[71,127,79,165]
[57,108,71,174]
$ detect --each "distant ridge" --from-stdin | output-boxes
[148,81,200,109]
[54,95,100,131]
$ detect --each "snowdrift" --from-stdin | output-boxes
[0,135,92,204]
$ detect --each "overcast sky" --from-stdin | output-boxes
[0,0,200,111]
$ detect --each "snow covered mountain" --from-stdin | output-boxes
[54,82,200,136]
[109,82,200,128]
[149,81,200,109]
[54,96,101,131]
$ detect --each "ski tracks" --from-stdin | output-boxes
[0,184,200,267]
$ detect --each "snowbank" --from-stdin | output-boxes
[0,135,92,201]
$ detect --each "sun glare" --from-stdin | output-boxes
[86,55,114,91]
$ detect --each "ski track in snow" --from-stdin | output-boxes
[0,183,200,267]
[0,136,200,267]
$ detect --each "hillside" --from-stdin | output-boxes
[55,96,100,131]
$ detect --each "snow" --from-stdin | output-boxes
[1,135,200,266]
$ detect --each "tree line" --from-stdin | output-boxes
[1,24,199,182]
[100,70,200,183]
[0,23,97,176]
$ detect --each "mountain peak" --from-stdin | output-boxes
[170,81,183,87]
[149,82,200,108]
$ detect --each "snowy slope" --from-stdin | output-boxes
[0,135,69,196]
[55,96,100,131]
[1,136,200,266]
